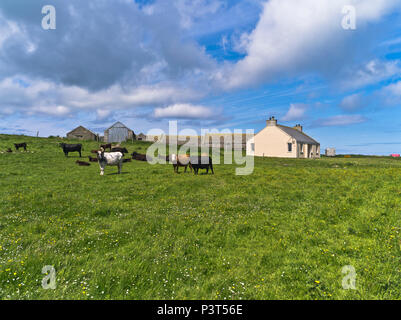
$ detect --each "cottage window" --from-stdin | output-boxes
[288,143,292,152]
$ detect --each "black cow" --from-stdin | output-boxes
[59,143,82,157]
[14,143,27,151]
[189,156,214,175]
[111,147,129,155]
[76,160,90,166]
[100,144,112,151]
[132,152,150,162]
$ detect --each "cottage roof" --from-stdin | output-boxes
[277,125,319,145]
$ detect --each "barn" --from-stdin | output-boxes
[137,133,147,141]
[104,122,135,143]
[247,117,320,159]
[67,126,98,141]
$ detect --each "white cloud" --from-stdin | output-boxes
[29,106,71,117]
[377,80,401,105]
[340,93,364,111]
[340,60,401,90]
[0,76,204,116]
[282,103,308,121]
[382,80,401,96]
[153,103,218,119]
[221,0,400,89]
[96,109,112,121]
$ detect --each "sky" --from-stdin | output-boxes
[1,0,401,154]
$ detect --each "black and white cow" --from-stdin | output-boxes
[97,148,124,176]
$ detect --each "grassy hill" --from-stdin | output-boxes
[0,134,400,299]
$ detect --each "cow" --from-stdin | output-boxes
[14,143,27,151]
[100,144,112,151]
[76,160,91,166]
[111,147,129,155]
[189,156,214,175]
[91,150,99,154]
[123,158,132,163]
[132,152,149,162]
[97,148,124,176]
[171,154,192,173]
[88,156,98,162]
[59,143,82,157]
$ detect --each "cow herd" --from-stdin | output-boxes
[57,143,214,176]
[2,141,215,176]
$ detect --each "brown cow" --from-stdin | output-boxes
[171,154,192,173]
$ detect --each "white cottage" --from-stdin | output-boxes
[247,117,320,159]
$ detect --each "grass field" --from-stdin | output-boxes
[0,134,400,300]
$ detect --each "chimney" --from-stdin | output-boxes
[266,116,278,127]
[294,124,303,132]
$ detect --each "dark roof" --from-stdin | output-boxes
[67,126,96,136]
[278,125,319,145]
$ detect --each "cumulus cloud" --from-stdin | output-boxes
[0,76,204,117]
[0,0,215,91]
[282,103,308,121]
[153,103,219,120]
[220,0,401,89]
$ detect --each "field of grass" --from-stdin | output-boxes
[0,134,400,300]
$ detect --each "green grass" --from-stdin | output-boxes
[0,134,400,300]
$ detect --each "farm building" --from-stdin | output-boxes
[67,126,98,141]
[104,122,135,143]
[247,117,320,159]
[137,133,146,141]
[325,148,336,157]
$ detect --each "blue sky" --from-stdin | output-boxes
[1,0,401,154]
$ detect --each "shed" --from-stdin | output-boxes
[67,126,98,141]
[325,148,336,157]
[137,133,146,141]
[104,122,135,143]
